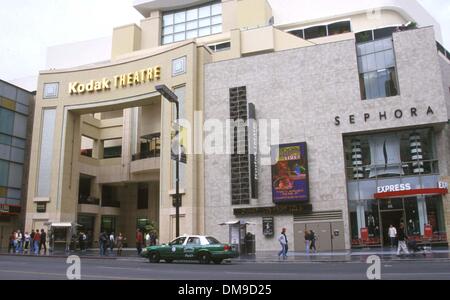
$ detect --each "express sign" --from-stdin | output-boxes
[376,183,411,194]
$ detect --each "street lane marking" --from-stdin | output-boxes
[0,269,151,280]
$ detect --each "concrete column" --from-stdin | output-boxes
[417,196,428,236]
[356,204,366,238]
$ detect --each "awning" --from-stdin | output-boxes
[219,220,256,226]
[374,188,448,199]
[47,222,74,227]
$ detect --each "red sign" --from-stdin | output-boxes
[361,228,369,242]
[424,224,433,239]
[374,188,448,199]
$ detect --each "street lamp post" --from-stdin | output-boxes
[155,85,180,238]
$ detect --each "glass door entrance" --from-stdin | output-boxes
[380,210,404,246]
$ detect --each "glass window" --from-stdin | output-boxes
[199,6,211,18]
[7,188,21,200]
[0,134,12,145]
[186,237,200,245]
[103,140,122,159]
[163,35,173,44]
[356,30,374,43]
[37,109,56,197]
[211,3,222,15]
[0,144,10,161]
[186,30,198,39]
[163,14,174,26]
[162,1,222,45]
[304,25,327,39]
[199,17,211,28]
[170,237,186,245]
[357,38,399,100]
[186,20,198,30]
[174,23,185,33]
[199,27,211,37]
[10,147,24,163]
[0,160,9,186]
[206,236,220,244]
[8,163,22,188]
[13,113,27,139]
[374,27,397,40]
[174,32,186,42]
[163,26,174,35]
[174,11,186,24]
[288,29,304,39]
[211,25,222,35]
[327,21,351,35]
[186,8,198,21]
[0,108,14,135]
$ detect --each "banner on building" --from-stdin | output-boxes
[271,142,309,204]
[171,123,187,163]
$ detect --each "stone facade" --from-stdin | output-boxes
[204,27,449,251]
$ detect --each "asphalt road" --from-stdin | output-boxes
[1,255,450,280]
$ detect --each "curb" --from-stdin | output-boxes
[0,253,134,260]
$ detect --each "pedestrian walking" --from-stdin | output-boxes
[277,228,288,259]
[23,232,31,254]
[136,229,143,255]
[33,229,41,255]
[116,233,124,256]
[309,230,317,253]
[150,231,157,246]
[145,232,151,247]
[388,225,397,248]
[304,229,311,255]
[109,232,115,254]
[39,229,47,255]
[79,232,86,252]
[15,230,23,253]
[99,232,107,256]
[30,230,35,253]
[396,223,409,256]
[8,231,16,253]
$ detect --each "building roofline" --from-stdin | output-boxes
[0,78,36,94]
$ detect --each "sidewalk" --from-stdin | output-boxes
[234,247,450,263]
[1,247,450,263]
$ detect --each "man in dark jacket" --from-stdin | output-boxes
[39,229,47,255]
[396,223,409,255]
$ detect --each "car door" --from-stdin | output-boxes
[163,237,186,260]
[184,236,201,259]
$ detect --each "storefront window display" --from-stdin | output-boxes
[350,200,381,246]
[426,196,447,241]
[350,196,447,248]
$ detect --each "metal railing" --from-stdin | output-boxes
[132,150,160,161]
[78,196,100,205]
[101,200,120,208]
[346,159,440,181]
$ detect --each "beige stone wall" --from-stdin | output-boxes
[26,42,205,245]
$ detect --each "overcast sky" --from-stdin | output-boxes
[0,0,449,90]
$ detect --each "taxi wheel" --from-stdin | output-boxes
[165,259,173,263]
[149,252,160,263]
[213,259,223,265]
[198,253,211,264]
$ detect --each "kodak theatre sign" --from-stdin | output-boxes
[68,66,161,95]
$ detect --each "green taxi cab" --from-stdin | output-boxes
[141,235,238,264]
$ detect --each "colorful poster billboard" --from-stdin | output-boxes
[271,142,309,204]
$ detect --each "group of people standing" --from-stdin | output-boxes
[135,229,158,255]
[8,229,47,255]
[277,228,318,259]
[98,231,126,256]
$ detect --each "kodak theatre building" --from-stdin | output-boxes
[26,0,450,251]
